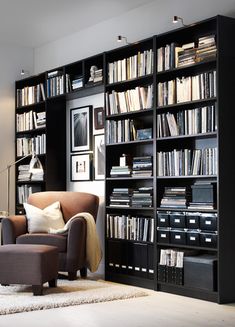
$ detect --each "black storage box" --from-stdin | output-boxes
[186,212,200,229]
[186,230,200,246]
[157,228,170,243]
[191,183,216,203]
[184,254,217,291]
[170,229,186,245]
[169,212,186,228]
[157,212,169,227]
[200,213,217,231]
[200,232,217,248]
[157,265,166,282]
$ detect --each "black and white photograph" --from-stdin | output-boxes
[93,107,104,134]
[70,153,92,181]
[70,106,92,152]
[94,134,105,180]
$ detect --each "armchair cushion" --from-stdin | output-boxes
[24,201,65,233]
[16,233,67,252]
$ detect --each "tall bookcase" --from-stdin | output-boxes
[15,53,105,213]
[104,15,235,303]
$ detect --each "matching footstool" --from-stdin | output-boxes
[0,244,58,295]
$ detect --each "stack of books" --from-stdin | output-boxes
[188,181,216,210]
[33,112,46,129]
[110,165,131,177]
[109,188,132,207]
[160,187,190,208]
[93,68,103,83]
[31,169,44,181]
[177,42,196,67]
[71,76,83,90]
[132,156,152,177]
[196,35,216,62]
[17,165,31,182]
[132,187,153,208]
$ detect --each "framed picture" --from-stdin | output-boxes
[70,106,92,152]
[70,153,92,181]
[93,107,104,132]
[94,134,105,180]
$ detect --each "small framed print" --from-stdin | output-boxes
[94,107,104,132]
[70,106,92,152]
[94,134,105,180]
[70,153,92,181]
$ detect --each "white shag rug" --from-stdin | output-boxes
[0,279,148,315]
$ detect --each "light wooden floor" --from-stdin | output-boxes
[0,287,235,327]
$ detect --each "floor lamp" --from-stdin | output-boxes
[0,153,43,216]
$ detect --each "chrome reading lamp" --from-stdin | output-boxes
[0,153,43,216]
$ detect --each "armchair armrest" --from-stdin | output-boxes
[2,215,27,244]
[66,216,87,272]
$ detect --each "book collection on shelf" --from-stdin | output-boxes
[157,147,217,176]
[109,187,153,208]
[17,164,44,182]
[157,34,216,71]
[16,83,46,107]
[46,70,64,97]
[105,85,153,115]
[106,214,154,243]
[157,70,216,106]
[16,134,46,156]
[108,49,153,84]
[157,105,216,137]
[16,111,46,132]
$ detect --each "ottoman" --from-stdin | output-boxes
[0,244,58,295]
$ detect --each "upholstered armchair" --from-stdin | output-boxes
[2,191,99,280]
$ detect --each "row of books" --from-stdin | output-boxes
[110,156,153,178]
[157,70,216,106]
[106,119,138,144]
[159,249,184,268]
[16,111,46,132]
[106,214,154,243]
[157,34,216,71]
[108,49,153,83]
[16,134,46,157]
[157,148,217,176]
[109,187,153,208]
[17,184,41,204]
[157,105,216,137]
[160,187,190,208]
[47,70,64,97]
[105,85,153,116]
[16,83,46,108]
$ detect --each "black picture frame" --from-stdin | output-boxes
[70,153,92,181]
[70,105,92,152]
[94,107,104,131]
[94,134,105,180]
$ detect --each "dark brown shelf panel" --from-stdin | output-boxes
[106,139,153,147]
[46,93,66,101]
[16,154,46,160]
[16,101,45,111]
[157,207,217,213]
[106,238,153,245]
[16,180,45,185]
[16,127,46,136]
[157,132,217,141]
[157,242,217,252]
[106,206,154,211]
[106,74,153,89]
[66,83,104,100]
[106,176,153,181]
[157,175,217,179]
[156,97,217,111]
[105,108,153,120]
[156,58,216,76]
[106,272,154,290]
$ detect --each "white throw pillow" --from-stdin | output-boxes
[23,201,65,233]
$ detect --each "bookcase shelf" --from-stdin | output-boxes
[16,100,46,111]
[157,175,217,179]
[106,177,153,181]
[156,97,217,111]
[157,242,218,252]
[106,74,153,89]
[16,127,46,136]
[156,207,217,213]
[106,139,153,147]
[106,206,154,211]
[157,132,217,141]
[105,108,153,120]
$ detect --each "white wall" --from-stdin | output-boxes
[67,93,105,275]
[34,0,235,73]
[0,45,34,215]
